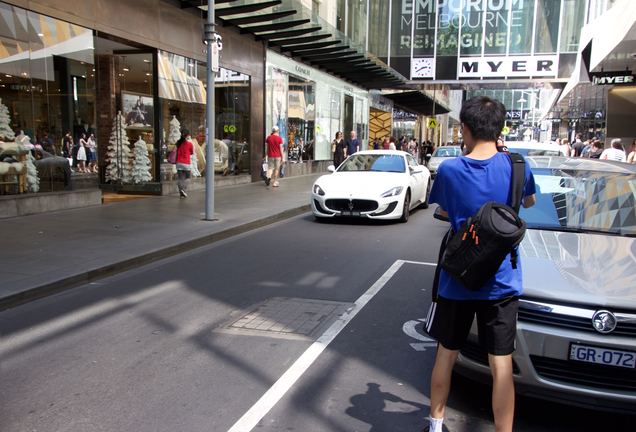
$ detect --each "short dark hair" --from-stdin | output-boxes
[460,96,506,142]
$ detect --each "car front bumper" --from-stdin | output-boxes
[311,193,405,220]
[454,300,636,412]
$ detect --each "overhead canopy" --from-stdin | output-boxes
[383,91,450,116]
[179,0,407,90]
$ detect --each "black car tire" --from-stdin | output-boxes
[421,181,431,209]
[400,191,411,223]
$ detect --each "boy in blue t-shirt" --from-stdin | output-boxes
[424,97,536,432]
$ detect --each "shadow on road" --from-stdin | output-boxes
[345,383,427,432]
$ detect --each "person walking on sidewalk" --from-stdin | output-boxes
[176,128,194,198]
[344,130,360,158]
[332,131,345,168]
[424,96,536,432]
[265,126,284,187]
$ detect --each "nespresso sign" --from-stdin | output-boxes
[458,55,558,78]
[590,71,635,85]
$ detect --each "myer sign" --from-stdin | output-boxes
[590,71,635,85]
[458,55,558,78]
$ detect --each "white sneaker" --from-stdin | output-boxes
[273,181,280,187]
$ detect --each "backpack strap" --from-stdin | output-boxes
[507,153,526,269]
[508,152,526,213]
[431,229,452,301]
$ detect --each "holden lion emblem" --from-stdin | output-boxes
[592,310,617,334]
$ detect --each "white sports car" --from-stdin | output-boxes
[311,150,431,223]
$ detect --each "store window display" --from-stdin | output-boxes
[0,2,96,194]
[158,51,251,180]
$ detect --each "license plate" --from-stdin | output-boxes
[341,211,360,217]
[569,343,636,369]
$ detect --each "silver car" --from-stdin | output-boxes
[453,156,636,412]
[428,146,462,178]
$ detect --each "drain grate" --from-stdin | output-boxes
[228,297,353,337]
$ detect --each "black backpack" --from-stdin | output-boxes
[440,153,527,291]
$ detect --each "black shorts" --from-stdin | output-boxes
[425,296,519,355]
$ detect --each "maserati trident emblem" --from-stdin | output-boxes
[348,199,354,211]
[592,310,617,334]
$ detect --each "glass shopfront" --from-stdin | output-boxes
[0,2,95,194]
[266,51,368,163]
[157,51,251,179]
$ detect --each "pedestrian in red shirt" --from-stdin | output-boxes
[175,128,194,198]
[265,126,284,187]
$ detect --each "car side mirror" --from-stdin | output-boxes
[327,165,336,172]
[433,206,450,222]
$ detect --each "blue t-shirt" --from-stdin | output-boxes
[430,152,536,301]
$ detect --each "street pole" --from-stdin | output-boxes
[204,0,215,220]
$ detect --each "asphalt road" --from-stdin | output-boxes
[1,208,633,432]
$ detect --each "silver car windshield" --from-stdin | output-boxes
[432,147,461,157]
[338,154,406,173]
[520,168,636,237]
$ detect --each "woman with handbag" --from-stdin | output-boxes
[175,128,194,198]
[332,131,345,168]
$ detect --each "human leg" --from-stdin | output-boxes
[429,344,459,420]
[488,354,515,432]
[425,297,475,429]
[271,157,281,186]
[477,297,519,432]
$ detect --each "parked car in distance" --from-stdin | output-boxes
[428,145,462,178]
[311,150,430,223]
[452,156,636,412]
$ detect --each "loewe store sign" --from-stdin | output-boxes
[590,71,635,85]
[458,55,558,78]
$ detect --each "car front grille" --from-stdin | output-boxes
[518,300,636,337]
[530,356,636,392]
[325,199,378,213]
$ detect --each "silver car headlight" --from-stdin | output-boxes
[313,184,325,196]
[381,186,403,198]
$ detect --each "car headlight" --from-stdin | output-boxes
[381,186,403,197]
[313,184,325,196]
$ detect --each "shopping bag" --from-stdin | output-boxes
[260,161,268,180]
[167,149,177,164]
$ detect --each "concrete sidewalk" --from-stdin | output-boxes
[0,174,320,310]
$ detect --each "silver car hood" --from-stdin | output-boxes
[520,230,636,309]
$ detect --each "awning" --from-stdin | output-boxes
[179,0,407,90]
[383,91,450,116]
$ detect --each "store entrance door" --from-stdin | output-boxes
[344,95,354,135]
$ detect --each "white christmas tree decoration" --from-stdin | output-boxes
[132,136,152,184]
[0,98,16,142]
[168,115,181,145]
[105,112,132,183]
[16,133,39,193]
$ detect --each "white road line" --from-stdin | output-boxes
[227,259,412,432]
[401,260,437,267]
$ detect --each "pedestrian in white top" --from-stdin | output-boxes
[600,138,627,162]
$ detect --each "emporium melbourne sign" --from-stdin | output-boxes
[399,0,536,54]
[458,55,558,78]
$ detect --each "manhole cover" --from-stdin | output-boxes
[227,297,352,337]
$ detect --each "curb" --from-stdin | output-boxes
[0,204,311,312]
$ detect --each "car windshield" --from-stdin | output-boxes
[520,167,636,236]
[432,147,461,157]
[338,154,406,173]
[509,148,561,157]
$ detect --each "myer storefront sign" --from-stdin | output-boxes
[590,71,635,85]
[458,55,558,78]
